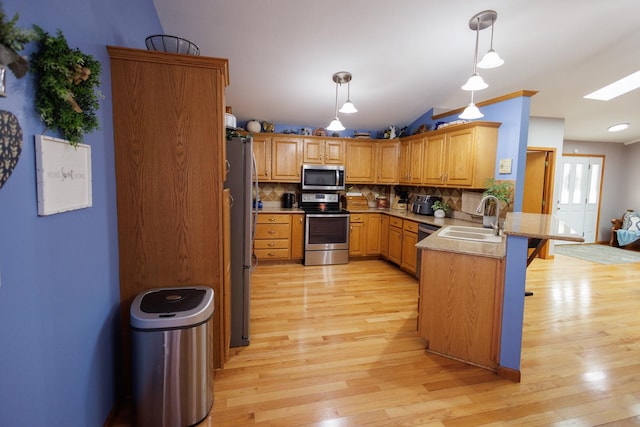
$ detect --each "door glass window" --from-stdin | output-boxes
[560,163,571,204]
[588,164,600,204]
[572,164,583,204]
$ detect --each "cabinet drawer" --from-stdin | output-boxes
[255,248,290,259]
[257,214,291,224]
[389,217,403,228]
[254,239,289,250]
[350,214,365,223]
[255,223,291,239]
[403,220,419,233]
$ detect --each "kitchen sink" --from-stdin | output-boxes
[438,225,503,243]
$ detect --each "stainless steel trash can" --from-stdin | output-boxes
[130,286,214,427]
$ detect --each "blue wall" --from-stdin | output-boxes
[0,1,162,425]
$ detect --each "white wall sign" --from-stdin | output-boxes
[35,135,92,216]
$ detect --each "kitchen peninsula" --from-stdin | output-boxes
[415,211,583,380]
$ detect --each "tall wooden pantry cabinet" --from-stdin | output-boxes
[107,46,230,388]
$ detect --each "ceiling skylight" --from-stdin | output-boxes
[584,70,640,101]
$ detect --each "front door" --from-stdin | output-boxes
[555,155,603,244]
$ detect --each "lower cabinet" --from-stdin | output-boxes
[349,213,382,257]
[380,215,390,258]
[401,220,419,275]
[290,214,305,260]
[255,213,304,261]
[384,217,418,275]
[387,217,403,265]
[418,249,505,370]
[255,214,292,260]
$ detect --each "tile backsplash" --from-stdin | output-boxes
[256,181,514,213]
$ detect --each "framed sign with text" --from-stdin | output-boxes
[35,135,92,216]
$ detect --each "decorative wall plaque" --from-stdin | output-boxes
[0,110,22,189]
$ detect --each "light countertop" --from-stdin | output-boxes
[503,212,584,242]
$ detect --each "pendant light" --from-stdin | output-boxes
[461,11,497,91]
[459,91,484,120]
[326,74,345,131]
[477,14,504,69]
[337,72,358,113]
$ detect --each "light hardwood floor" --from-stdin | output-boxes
[116,252,640,426]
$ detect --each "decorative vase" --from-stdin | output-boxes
[246,120,261,133]
[434,209,445,218]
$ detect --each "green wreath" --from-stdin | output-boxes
[30,26,101,146]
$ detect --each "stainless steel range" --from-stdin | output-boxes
[299,192,350,266]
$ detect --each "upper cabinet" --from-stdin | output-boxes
[251,121,499,187]
[302,137,345,165]
[376,140,399,184]
[422,122,499,188]
[345,139,377,183]
[253,134,272,181]
[271,136,302,182]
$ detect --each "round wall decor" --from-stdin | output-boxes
[0,110,23,189]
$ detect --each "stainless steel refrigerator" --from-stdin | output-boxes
[225,136,258,347]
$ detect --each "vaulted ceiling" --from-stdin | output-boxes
[153,0,640,144]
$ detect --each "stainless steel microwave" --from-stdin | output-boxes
[301,164,345,191]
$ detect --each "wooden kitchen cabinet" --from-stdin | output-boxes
[255,214,292,259]
[398,139,411,183]
[365,213,382,255]
[422,122,499,188]
[349,213,382,257]
[253,134,272,181]
[271,136,302,182]
[290,214,305,260]
[387,216,403,265]
[108,46,229,381]
[401,220,419,274]
[376,140,399,184]
[345,139,377,183]
[349,214,366,256]
[302,137,345,165]
[418,249,505,370]
[380,214,390,258]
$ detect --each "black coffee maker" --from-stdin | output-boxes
[282,193,296,208]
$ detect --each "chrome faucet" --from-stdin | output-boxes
[476,195,501,236]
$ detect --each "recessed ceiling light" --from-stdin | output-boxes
[584,70,640,101]
[607,123,629,132]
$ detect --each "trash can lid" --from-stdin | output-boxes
[130,286,214,330]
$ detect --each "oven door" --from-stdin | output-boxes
[305,213,350,251]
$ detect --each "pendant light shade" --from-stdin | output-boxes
[477,16,504,69]
[339,75,357,113]
[339,100,357,114]
[459,102,484,120]
[461,73,488,91]
[459,91,484,120]
[327,117,345,131]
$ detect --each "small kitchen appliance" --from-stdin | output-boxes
[411,195,442,216]
[301,164,345,191]
[282,193,295,208]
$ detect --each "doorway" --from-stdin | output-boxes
[554,155,604,244]
[523,147,556,259]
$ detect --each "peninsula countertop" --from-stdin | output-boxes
[502,212,584,242]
